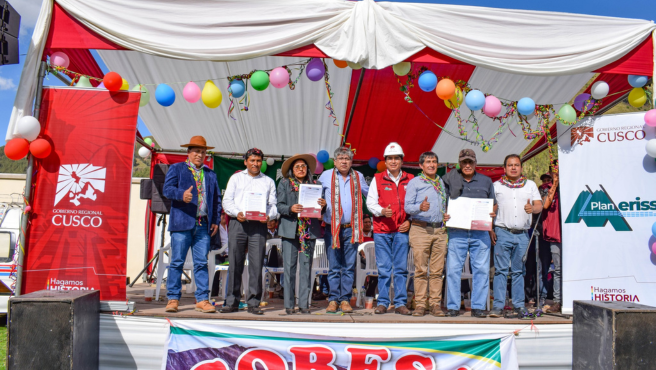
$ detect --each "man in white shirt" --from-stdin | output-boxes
[489,154,543,319]
[220,148,278,315]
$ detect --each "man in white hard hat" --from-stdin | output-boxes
[366,142,414,315]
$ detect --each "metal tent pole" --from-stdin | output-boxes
[341,69,366,146]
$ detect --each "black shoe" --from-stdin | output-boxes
[299,308,311,315]
[285,308,295,315]
[515,307,533,320]
[445,309,460,317]
[471,309,487,318]
[219,306,238,313]
[248,306,264,315]
[488,309,503,318]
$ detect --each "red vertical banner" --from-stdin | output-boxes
[23,87,140,301]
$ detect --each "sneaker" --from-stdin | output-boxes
[546,302,561,313]
[515,307,533,320]
[471,309,487,318]
[340,300,354,313]
[445,309,460,317]
[195,300,216,313]
[488,308,504,318]
[165,299,179,313]
[326,301,339,313]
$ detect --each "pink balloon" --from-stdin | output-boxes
[183,82,201,103]
[652,241,656,255]
[270,67,289,89]
[50,51,69,68]
[645,109,656,127]
[483,95,502,117]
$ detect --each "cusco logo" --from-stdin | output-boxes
[55,164,106,206]
[565,185,631,231]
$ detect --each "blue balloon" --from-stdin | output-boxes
[517,97,536,116]
[652,221,656,238]
[368,157,380,169]
[628,75,648,88]
[155,84,176,107]
[317,150,330,164]
[229,79,245,98]
[418,71,437,92]
[465,90,485,111]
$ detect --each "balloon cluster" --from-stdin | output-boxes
[4,116,52,160]
[316,150,333,173]
[627,75,649,108]
[138,138,156,159]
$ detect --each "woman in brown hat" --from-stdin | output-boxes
[277,154,326,314]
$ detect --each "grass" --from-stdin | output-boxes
[0,324,6,370]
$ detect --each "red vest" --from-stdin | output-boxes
[373,171,414,233]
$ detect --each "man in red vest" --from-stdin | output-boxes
[366,142,414,315]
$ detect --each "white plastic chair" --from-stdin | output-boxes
[444,252,489,310]
[295,239,328,307]
[208,242,228,299]
[355,241,377,307]
[261,238,284,300]
[155,243,195,301]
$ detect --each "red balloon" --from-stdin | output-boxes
[30,139,52,159]
[103,72,123,91]
[4,138,30,160]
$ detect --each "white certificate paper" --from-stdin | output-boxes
[445,197,493,231]
[245,191,267,221]
[298,184,323,218]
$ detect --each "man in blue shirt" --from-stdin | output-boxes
[405,152,449,317]
[318,147,369,314]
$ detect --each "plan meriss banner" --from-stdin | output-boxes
[163,322,518,370]
[559,112,656,314]
[23,87,140,300]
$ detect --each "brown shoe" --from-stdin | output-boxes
[395,306,411,316]
[431,305,446,317]
[546,302,561,313]
[165,299,179,313]
[412,307,426,317]
[195,300,216,313]
[326,301,339,313]
[374,305,387,314]
[340,300,354,313]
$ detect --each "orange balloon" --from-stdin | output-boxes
[376,161,387,173]
[436,79,456,100]
[29,138,52,159]
[4,138,29,160]
[333,60,348,69]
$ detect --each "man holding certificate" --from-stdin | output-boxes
[221,148,278,315]
[277,154,327,315]
[488,154,542,319]
[442,149,497,318]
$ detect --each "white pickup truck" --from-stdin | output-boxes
[0,198,23,313]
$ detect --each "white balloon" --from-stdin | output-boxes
[266,158,275,166]
[347,61,362,70]
[646,139,656,158]
[590,81,609,99]
[138,146,152,159]
[17,116,41,141]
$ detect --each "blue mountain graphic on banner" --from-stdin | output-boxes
[565,187,631,231]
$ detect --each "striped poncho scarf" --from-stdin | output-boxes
[330,169,364,249]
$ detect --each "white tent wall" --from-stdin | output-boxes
[98,51,352,155]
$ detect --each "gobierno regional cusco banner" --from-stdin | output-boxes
[163,322,518,370]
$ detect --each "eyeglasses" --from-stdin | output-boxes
[293,165,307,170]
[335,157,352,162]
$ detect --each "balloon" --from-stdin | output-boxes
[29,139,52,159]
[17,116,41,141]
[266,158,275,166]
[202,80,222,108]
[270,67,290,89]
[155,84,176,107]
[558,104,577,123]
[652,241,656,255]
[4,138,29,160]
[324,158,334,170]
[138,146,151,159]
[465,90,486,111]
[418,71,437,92]
[645,109,656,127]
[333,60,348,69]
[131,84,150,107]
[573,93,594,112]
[376,161,386,173]
[97,82,105,89]
[261,161,268,173]
[250,71,270,91]
[392,62,411,76]
[315,161,324,174]
[483,95,502,117]
[183,82,201,103]
[317,150,330,163]
[652,221,656,238]
[229,80,246,98]
[144,138,153,145]
[646,139,656,158]
[120,79,129,91]
[628,75,648,88]
[435,79,456,100]
[368,157,380,169]
[103,72,123,91]
[456,163,460,170]
[590,81,609,99]
[347,61,362,70]
[445,87,463,109]
[24,205,31,213]
[76,76,93,88]
[628,88,647,108]
[517,97,535,116]
[151,142,156,147]
[306,58,326,82]
[50,51,69,68]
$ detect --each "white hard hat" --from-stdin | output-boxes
[384,142,404,157]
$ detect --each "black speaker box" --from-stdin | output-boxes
[151,163,171,214]
[140,178,153,200]
[8,290,100,370]
[573,300,656,369]
[0,0,19,66]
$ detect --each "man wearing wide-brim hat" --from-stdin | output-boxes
[163,136,222,314]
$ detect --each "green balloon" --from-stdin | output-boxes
[558,104,576,123]
[324,158,334,170]
[260,161,268,173]
[456,163,460,170]
[144,138,153,145]
[131,84,150,107]
[250,71,270,91]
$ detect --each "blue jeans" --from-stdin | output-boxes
[167,218,211,302]
[324,227,358,302]
[493,227,529,310]
[446,228,491,310]
[373,232,409,307]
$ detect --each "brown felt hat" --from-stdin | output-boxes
[281,154,316,178]
[180,136,215,150]
[459,149,476,162]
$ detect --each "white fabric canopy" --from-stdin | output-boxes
[8,0,655,141]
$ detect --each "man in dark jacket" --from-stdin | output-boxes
[162,136,221,314]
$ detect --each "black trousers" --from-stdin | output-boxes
[225,219,267,308]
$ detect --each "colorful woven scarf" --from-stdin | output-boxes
[289,177,312,256]
[330,168,363,249]
[185,159,205,224]
[418,172,446,229]
[500,175,527,188]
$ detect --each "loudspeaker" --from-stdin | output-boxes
[8,289,100,369]
[0,0,20,66]
[573,300,656,370]
[140,178,153,200]
[151,163,171,214]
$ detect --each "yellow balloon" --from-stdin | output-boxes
[445,87,464,109]
[120,78,129,90]
[628,87,647,108]
[347,61,362,70]
[202,80,222,108]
